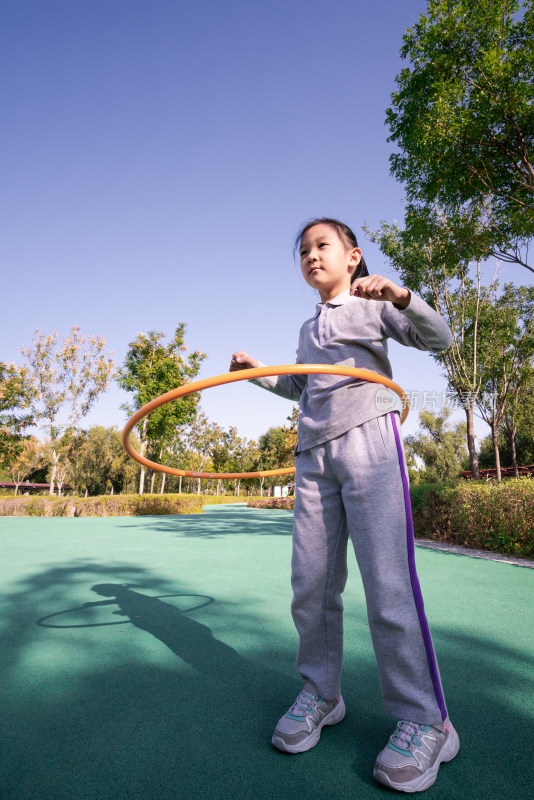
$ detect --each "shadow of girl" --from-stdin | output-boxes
[90,583,257,686]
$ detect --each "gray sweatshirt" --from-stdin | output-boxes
[251,289,452,452]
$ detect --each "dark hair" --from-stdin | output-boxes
[295,217,369,282]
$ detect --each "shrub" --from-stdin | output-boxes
[247,497,295,510]
[410,479,534,558]
[203,495,264,505]
[0,493,204,517]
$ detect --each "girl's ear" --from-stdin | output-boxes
[348,247,362,268]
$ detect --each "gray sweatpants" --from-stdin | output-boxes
[292,411,447,725]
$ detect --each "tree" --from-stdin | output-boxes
[117,326,206,494]
[474,283,534,479]
[9,437,44,495]
[21,327,115,494]
[478,413,534,471]
[222,428,260,497]
[62,426,140,496]
[108,429,141,494]
[283,406,299,457]
[0,362,35,468]
[257,412,297,495]
[160,434,190,495]
[184,416,260,497]
[405,409,469,483]
[366,208,502,478]
[499,365,534,473]
[387,0,534,272]
[151,429,185,495]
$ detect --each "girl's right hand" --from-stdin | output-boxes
[229,351,259,371]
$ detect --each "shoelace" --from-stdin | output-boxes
[290,689,320,717]
[390,721,426,751]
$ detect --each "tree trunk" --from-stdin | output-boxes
[492,421,502,482]
[14,484,19,496]
[178,476,182,494]
[150,470,156,493]
[110,485,114,495]
[197,478,201,495]
[138,419,148,495]
[260,477,264,497]
[464,402,480,479]
[509,421,519,477]
[139,465,146,495]
[157,449,166,494]
[85,488,88,498]
[49,447,59,495]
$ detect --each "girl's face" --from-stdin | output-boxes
[299,224,361,303]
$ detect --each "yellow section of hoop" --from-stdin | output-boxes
[121,364,409,480]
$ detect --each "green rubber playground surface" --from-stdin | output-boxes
[1,505,533,800]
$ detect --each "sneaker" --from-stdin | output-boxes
[373,719,460,792]
[271,688,345,753]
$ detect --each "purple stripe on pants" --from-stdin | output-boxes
[390,411,448,722]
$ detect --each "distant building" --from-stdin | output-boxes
[0,482,72,493]
[460,466,534,480]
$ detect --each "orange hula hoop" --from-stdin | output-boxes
[121,365,409,480]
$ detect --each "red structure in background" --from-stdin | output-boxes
[461,465,534,480]
[0,482,72,492]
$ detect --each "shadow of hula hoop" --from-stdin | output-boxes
[121,364,409,480]
[35,594,214,628]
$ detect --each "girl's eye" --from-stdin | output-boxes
[319,242,327,248]
[300,250,308,257]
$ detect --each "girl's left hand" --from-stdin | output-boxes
[350,275,411,308]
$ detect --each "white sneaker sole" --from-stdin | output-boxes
[373,725,460,792]
[271,697,346,754]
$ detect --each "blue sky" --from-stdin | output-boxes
[2,0,531,445]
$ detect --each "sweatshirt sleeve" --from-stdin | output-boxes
[248,353,307,402]
[381,292,452,353]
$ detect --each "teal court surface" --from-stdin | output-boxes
[1,505,533,800]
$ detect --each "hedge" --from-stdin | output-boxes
[247,497,295,510]
[202,495,263,505]
[0,494,271,517]
[249,481,534,559]
[0,494,204,517]
[409,479,534,558]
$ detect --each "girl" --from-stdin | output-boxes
[230,218,459,793]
